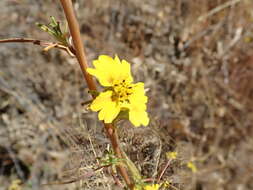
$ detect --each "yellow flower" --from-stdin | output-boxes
[163,181,171,188]
[144,184,161,190]
[8,179,22,190]
[187,161,197,173]
[166,151,178,160]
[87,55,149,127]
[134,184,161,190]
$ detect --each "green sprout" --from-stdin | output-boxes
[99,147,124,168]
[36,16,69,46]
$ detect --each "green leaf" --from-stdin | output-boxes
[36,16,69,46]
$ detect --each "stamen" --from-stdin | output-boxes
[112,79,134,103]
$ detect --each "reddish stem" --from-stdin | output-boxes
[59,0,133,189]
[157,159,172,183]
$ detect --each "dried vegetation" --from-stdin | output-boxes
[0,0,253,189]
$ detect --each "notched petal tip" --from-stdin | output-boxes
[114,54,121,64]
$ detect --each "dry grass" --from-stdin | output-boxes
[0,0,253,189]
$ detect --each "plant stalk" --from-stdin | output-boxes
[59,0,133,189]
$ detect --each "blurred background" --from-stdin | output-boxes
[0,0,253,189]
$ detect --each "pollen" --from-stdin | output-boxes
[112,80,133,103]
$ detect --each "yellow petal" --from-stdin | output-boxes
[133,82,145,93]
[98,101,120,123]
[120,59,133,83]
[90,90,121,123]
[114,54,121,65]
[87,67,114,87]
[144,184,160,190]
[129,94,148,106]
[129,105,149,127]
[98,55,115,66]
[88,56,119,86]
[129,83,148,105]
[90,91,113,111]
[87,55,134,87]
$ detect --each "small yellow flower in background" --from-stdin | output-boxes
[187,161,197,173]
[244,36,252,43]
[8,179,22,190]
[144,184,161,190]
[87,55,149,127]
[166,151,178,160]
[134,184,161,190]
[163,180,171,188]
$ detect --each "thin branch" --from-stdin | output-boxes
[0,38,42,44]
[157,159,172,183]
[42,169,96,185]
[198,0,242,22]
[0,38,75,56]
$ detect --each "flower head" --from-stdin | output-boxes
[87,55,149,127]
[187,161,197,173]
[166,151,178,160]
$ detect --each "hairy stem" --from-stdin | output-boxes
[59,0,133,189]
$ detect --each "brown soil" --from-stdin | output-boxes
[0,0,253,190]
